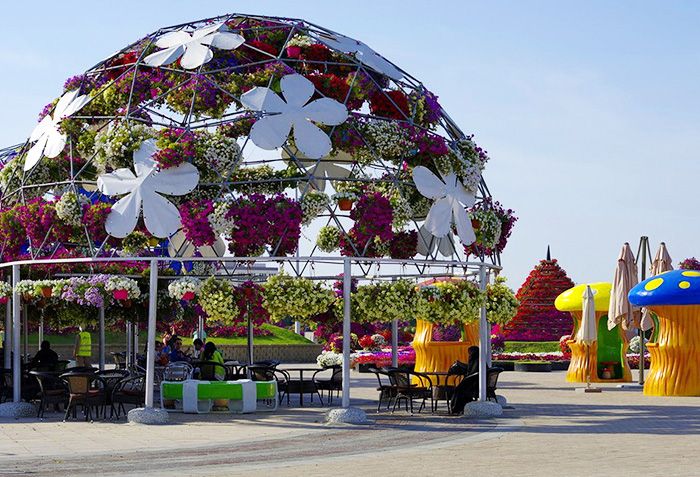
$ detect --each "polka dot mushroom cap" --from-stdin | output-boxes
[628,270,700,307]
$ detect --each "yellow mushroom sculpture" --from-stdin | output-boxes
[628,270,700,396]
[555,283,632,383]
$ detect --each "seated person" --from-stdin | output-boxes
[192,338,204,359]
[32,340,59,368]
[168,338,191,363]
[199,342,225,381]
[154,341,169,365]
[449,346,480,414]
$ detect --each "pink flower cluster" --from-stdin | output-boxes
[153,128,196,169]
[225,194,302,257]
[180,199,216,247]
[17,198,73,249]
[341,192,394,257]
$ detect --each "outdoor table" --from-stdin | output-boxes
[283,366,323,406]
[97,372,127,404]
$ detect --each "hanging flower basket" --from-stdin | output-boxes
[286,45,302,58]
[0,297,8,304]
[113,289,129,300]
[182,291,195,300]
[338,199,354,211]
[41,286,53,298]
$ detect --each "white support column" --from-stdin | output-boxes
[38,314,44,348]
[99,307,106,370]
[341,259,351,408]
[126,322,132,369]
[145,259,158,407]
[12,265,21,402]
[478,264,488,402]
[294,321,301,335]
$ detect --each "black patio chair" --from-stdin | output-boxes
[247,365,276,382]
[110,352,127,370]
[386,368,433,414]
[312,366,342,405]
[368,367,397,412]
[30,370,69,419]
[273,368,291,406]
[111,375,145,419]
[198,361,227,381]
[60,372,108,422]
[224,362,247,380]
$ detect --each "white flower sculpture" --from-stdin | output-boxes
[413,166,476,246]
[143,23,245,70]
[240,74,348,159]
[315,32,403,81]
[97,139,199,239]
[25,90,89,171]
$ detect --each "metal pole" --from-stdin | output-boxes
[198,315,204,343]
[477,264,488,402]
[246,300,253,376]
[391,319,398,368]
[38,312,44,349]
[4,299,10,369]
[133,325,139,368]
[294,320,301,335]
[145,259,158,408]
[99,307,105,371]
[126,321,132,370]
[12,265,21,402]
[341,259,351,408]
[639,236,648,385]
[23,308,28,365]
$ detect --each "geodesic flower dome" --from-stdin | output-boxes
[0,13,514,265]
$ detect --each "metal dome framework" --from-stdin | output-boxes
[0,13,504,271]
[0,14,511,414]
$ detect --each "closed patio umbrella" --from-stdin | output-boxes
[639,242,672,331]
[579,285,599,391]
[607,243,639,331]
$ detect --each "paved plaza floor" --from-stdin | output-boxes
[0,368,698,476]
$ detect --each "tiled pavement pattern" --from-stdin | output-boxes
[0,369,697,476]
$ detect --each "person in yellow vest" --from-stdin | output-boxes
[74,326,92,367]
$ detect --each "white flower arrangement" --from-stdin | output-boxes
[0,282,12,298]
[288,34,313,48]
[203,135,241,178]
[30,279,62,297]
[316,225,341,253]
[332,191,360,203]
[300,191,330,226]
[354,279,418,323]
[486,276,519,326]
[199,277,239,324]
[371,334,387,347]
[168,276,202,300]
[435,136,488,193]
[416,280,486,325]
[263,273,336,322]
[316,350,343,368]
[93,121,156,169]
[388,193,413,230]
[209,200,235,236]
[469,208,502,249]
[105,276,141,299]
[15,280,38,297]
[55,190,89,226]
[361,120,412,165]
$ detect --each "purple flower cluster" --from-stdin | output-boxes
[341,192,394,257]
[61,275,110,308]
[180,199,216,247]
[82,202,113,245]
[679,257,700,270]
[225,194,302,257]
[389,230,418,259]
[153,128,196,169]
[16,198,73,248]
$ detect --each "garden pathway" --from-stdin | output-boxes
[0,368,698,476]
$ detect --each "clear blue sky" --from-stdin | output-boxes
[1,1,698,289]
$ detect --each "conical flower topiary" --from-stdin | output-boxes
[501,253,575,341]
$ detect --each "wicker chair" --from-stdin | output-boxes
[111,375,145,419]
[61,373,107,422]
[312,366,342,405]
[30,371,69,419]
[368,367,397,412]
[198,361,227,381]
